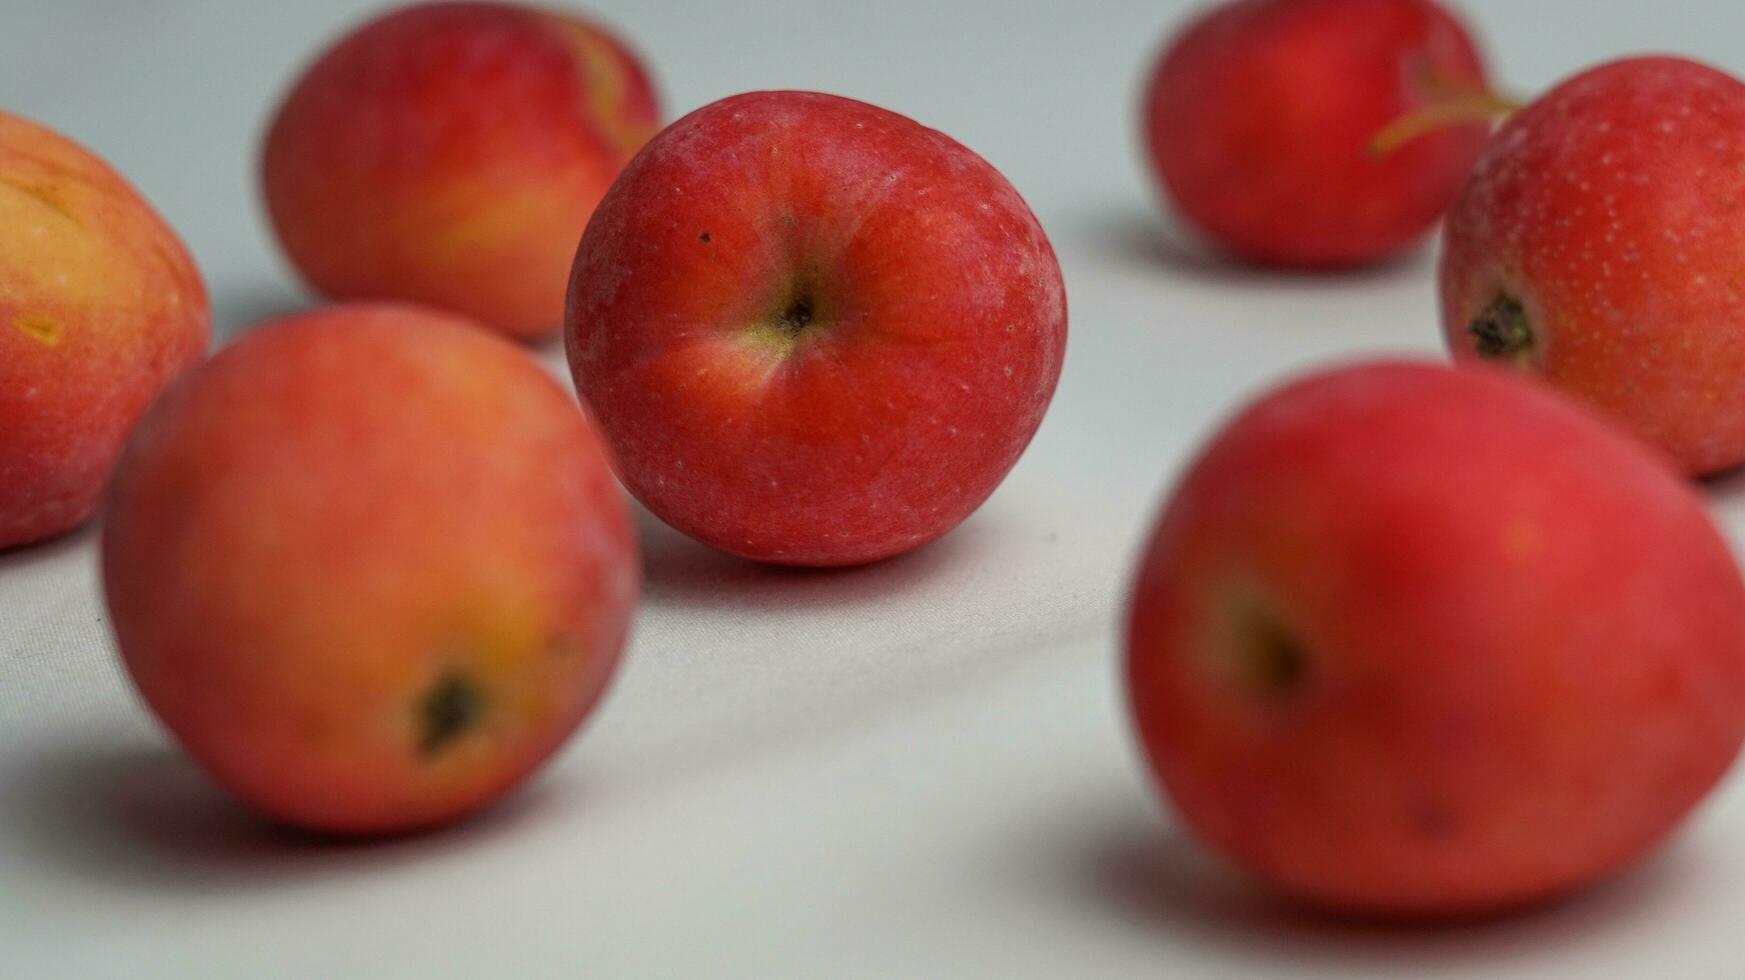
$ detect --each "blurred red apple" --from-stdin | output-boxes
[1127,360,1745,916]
[105,304,638,835]
[1142,0,1493,266]
[263,1,660,342]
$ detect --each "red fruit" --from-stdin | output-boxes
[104,305,638,835]
[262,1,660,342]
[1142,0,1492,266]
[1,112,209,549]
[1126,360,1745,916]
[565,91,1067,567]
[1441,56,1745,476]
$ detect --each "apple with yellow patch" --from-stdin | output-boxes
[104,304,638,835]
[262,1,661,342]
[0,111,209,551]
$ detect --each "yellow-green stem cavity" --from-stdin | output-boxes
[743,275,829,357]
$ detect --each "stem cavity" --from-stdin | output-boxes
[1242,608,1309,699]
[1469,294,1534,363]
[418,671,485,757]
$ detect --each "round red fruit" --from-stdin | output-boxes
[566,91,1067,567]
[1441,56,1745,475]
[1,112,208,550]
[262,2,660,342]
[105,305,638,835]
[1143,0,1492,266]
[1127,360,1745,916]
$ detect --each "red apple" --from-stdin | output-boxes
[1441,56,1745,476]
[1127,360,1745,916]
[262,1,660,342]
[104,304,638,835]
[1142,0,1493,266]
[1,111,208,550]
[565,90,1067,566]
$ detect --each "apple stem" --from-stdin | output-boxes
[1368,90,1522,158]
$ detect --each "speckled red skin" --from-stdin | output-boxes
[104,305,638,835]
[566,91,1068,567]
[1143,0,1489,266]
[1441,57,1745,476]
[1127,361,1745,917]
[0,113,208,550]
[263,2,659,342]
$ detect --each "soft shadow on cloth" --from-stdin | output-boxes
[0,521,94,576]
[1084,206,1432,287]
[1007,793,1701,974]
[632,498,1006,614]
[1,741,560,895]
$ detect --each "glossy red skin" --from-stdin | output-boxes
[1143,0,1489,266]
[0,113,209,549]
[104,305,638,835]
[1441,57,1745,476]
[263,1,659,342]
[566,91,1068,566]
[1127,361,1745,916]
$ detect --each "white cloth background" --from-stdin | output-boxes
[4,0,1745,975]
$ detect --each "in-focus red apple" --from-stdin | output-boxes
[1127,360,1745,916]
[262,1,660,342]
[104,304,638,835]
[1441,56,1745,476]
[566,90,1067,567]
[1142,0,1493,266]
[1,111,208,550]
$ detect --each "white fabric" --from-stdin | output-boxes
[4,1,1744,976]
